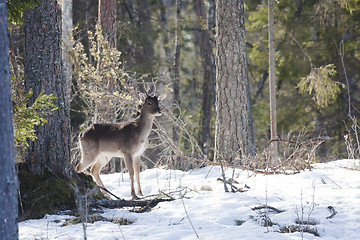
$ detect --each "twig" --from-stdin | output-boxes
[99,186,121,200]
[218,155,229,192]
[268,136,331,146]
[181,191,199,239]
[334,39,351,116]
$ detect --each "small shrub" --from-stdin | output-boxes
[199,185,212,191]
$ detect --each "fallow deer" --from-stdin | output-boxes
[75,94,165,199]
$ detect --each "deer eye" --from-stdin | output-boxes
[147,102,152,105]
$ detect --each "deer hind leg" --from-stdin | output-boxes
[133,156,143,197]
[124,154,137,199]
[76,151,97,173]
[76,140,98,172]
[90,155,110,190]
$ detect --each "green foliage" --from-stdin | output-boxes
[13,90,57,148]
[6,0,40,24]
[246,0,360,157]
[71,24,133,123]
[298,64,344,108]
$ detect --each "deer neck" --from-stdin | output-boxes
[137,111,155,139]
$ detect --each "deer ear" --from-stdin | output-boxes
[158,94,166,102]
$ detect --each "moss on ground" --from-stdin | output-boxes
[17,163,102,221]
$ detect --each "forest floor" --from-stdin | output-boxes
[19,159,360,240]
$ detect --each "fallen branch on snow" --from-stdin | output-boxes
[89,197,174,213]
[251,205,285,214]
[326,206,337,219]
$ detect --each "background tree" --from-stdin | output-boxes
[98,0,116,48]
[0,0,18,237]
[195,0,216,158]
[214,0,255,164]
[96,0,117,124]
[268,0,278,163]
[247,0,360,158]
[171,0,182,144]
[23,0,71,177]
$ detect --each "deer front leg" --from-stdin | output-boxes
[134,156,143,197]
[124,154,137,199]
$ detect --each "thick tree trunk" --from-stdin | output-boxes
[214,0,255,163]
[23,0,71,177]
[0,1,18,237]
[268,0,278,164]
[98,0,117,48]
[97,0,117,123]
[195,0,215,157]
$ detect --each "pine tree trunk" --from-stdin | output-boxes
[195,0,215,157]
[0,1,18,237]
[214,0,255,163]
[98,0,117,48]
[23,0,71,178]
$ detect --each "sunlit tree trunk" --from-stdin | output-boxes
[23,0,71,177]
[268,0,278,164]
[214,0,255,164]
[0,1,18,237]
[62,0,73,104]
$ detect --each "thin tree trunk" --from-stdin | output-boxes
[172,0,182,143]
[214,0,255,164]
[208,0,216,110]
[62,0,73,104]
[159,0,171,61]
[268,0,278,163]
[195,0,215,157]
[0,1,18,237]
[23,0,72,177]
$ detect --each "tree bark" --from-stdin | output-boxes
[23,0,71,177]
[98,0,117,48]
[268,0,278,164]
[0,0,18,237]
[97,0,117,124]
[214,0,255,163]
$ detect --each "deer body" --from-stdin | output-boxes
[76,95,164,199]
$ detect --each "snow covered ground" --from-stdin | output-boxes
[19,159,360,240]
